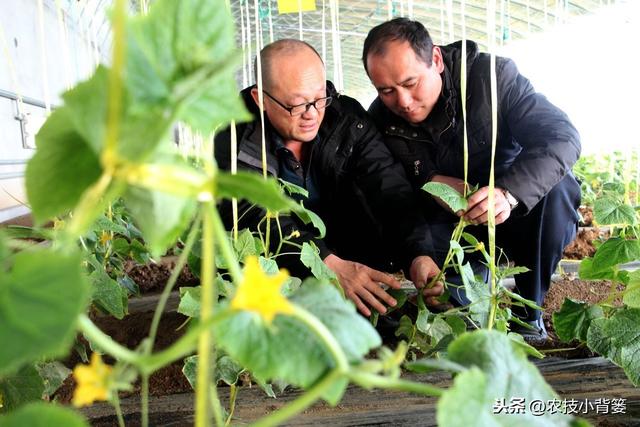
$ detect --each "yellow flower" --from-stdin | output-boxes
[72,353,112,407]
[231,256,293,324]
[99,230,112,246]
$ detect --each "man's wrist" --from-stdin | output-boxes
[501,188,519,210]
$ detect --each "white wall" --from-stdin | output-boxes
[0,0,109,222]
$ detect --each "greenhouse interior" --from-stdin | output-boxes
[1,0,639,426]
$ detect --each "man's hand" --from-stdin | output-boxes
[464,186,511,225]
[409,256,444,306]
[324,254,401,316]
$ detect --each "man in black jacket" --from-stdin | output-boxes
[215,39,443,317]
[362,18,581,341]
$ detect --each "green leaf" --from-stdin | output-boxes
[90,270,128,319]
[444,315,467,336]
[279,179,309,197]
[405,358,466,374]
[422,182,467,213]
[587,308,640,386]
[460,263,491,328]
[124,185,197,259]
[395,315,416,340]
[216,171,293,212]
[125,0,250,139]
[437,368,496,426]
[623,271,640,307]
[443,330,575,426]
[300,242,340,289]
[591,237,640,273]
[0,250,90,376]
[594,197,637,226]
[552,299,604,343]
[0,403,88,427]
[34,362,71,398]
[182,354,244,389]
[25,108,102,224]
[578,257,615,281]
[61,66,108,154]
[234,229,260,260]
[0,364,44,411]
[291,204,327,238]
[215,279,379,393]
[178,287,202,318]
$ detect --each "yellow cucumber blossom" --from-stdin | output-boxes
[231,256,293,324]
[99,230,112,246]
[72,353,113,407]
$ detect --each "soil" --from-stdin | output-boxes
[579,205,593,227]
[539,276,624,357]
[563,227,609,260]
[125,257,198,293]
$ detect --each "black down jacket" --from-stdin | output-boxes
[215,82,433,275]
[369,40,581,217]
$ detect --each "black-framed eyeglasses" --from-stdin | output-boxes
[263,90,332,116]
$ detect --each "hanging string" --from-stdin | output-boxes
[321,0,327,64]
[298,0,304,40]
[267,0,274,43]
[239,0,248,87]
[54,0,72,90]
[439,0,445,44]
[446,0,454,43]
[253,0,267,179]
[245,0,253,85]
[460,0,469,194]
[329,0,343,90]
[486,0,499,330]
[36,0,52,114]
[526,0,531,34]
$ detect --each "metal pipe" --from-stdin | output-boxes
[0,88,51,110]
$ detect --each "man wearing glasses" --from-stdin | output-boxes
[215,39,443,317]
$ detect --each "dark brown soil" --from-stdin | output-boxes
[539,276,624,357]
[578,205,593,227]
[563,227,609,260]
[126,257,198,293]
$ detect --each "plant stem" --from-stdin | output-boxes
[427,217,468,288]
[140,311,232,374]
[112,392,126,427]
[224,385,238,427]
[147,212,202,351]
[141,374,149,427]
[348,371,443,397]
[196,202,215,427]
[77,314,139,364]
[252,369,343,427]
[210,206,242,281]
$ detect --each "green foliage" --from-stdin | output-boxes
[594,197,637,226]
[422,182,468,212]
[34,362,71,398]
[587,308,640,386]
[90,270,128,319]
[623,270,640,307]
[300,242,339,289]
[25,106,102,224]
[182,354,244,389]
[124,186,197,259]
[0,250,90,376]
[0,364,44,412]
[439,330,576,426]
[0,403,88,427]
[552,299,604,343]
[590,237,640,272]
[214,280,380,394]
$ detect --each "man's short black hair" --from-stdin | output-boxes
[362,18,434,75]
